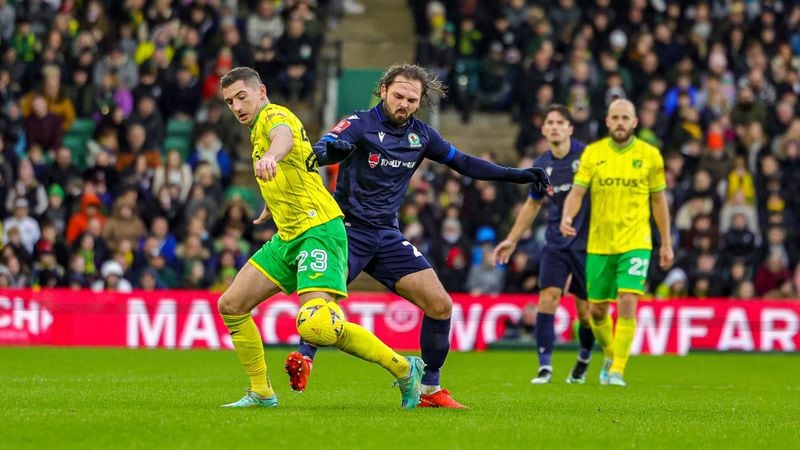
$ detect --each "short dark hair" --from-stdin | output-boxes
[543,104,573,125]
[220,67,262,90]
[373,64,446,107]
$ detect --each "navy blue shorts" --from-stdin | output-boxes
[346,224,431,291]
[538,246,587,299]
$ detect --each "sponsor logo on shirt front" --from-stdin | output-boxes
[598,177,640,187]
[367,152,414,169]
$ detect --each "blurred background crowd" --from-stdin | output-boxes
[404,0,800,299]
[0,0,798,300]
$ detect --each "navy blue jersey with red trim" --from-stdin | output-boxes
[531,139,589,251]
[314,103,457,229]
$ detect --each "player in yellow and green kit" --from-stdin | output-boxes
[216,67,424,408]
[560,99,674,386]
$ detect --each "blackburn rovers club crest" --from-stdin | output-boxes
[408,132,421,148]
[368,152,380,168]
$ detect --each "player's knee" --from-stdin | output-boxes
[589,305,607,322]
[423,295,452,319]
[539,288,561,313]
[218,293,245,315]
[296,299,346,346]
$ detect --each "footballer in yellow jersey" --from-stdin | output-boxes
[248,102,343,242]
[573,135,667,254]
[215,67,423,410]
[560,99,674,386]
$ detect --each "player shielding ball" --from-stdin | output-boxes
[560,99,673,386]
[284,63,550,407]
[493,104,595,384]
[216,67,424,408]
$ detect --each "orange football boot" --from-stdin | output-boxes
[284,351,312,392]
[419,388,467,409]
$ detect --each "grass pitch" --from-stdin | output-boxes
[1,347,797,449]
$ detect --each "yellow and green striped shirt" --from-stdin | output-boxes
[250,103,343,241]
[573,137,666,254]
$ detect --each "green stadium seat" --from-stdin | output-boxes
[162,135,192,160]
[67,118,96,139]
[63,135,89,170]
[166,119,194,138]
[224,186,262,214]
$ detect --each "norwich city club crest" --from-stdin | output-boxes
[632,159,642,168]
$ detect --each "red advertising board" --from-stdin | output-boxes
[0,289,798,353]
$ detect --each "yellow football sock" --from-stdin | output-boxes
[611,317,636,375]
[221,313,274,398]
[590,314,615,360]
[334,322,410,379]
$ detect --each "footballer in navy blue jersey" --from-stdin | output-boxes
[285,64,551,407]
[493,104,596,385]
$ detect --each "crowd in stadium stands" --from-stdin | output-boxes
[1,0,799,300]
[404,0,800,299]
[0,0,353,291]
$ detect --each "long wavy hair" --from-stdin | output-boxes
[373,64,446,108]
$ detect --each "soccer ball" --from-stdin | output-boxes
[296,298,345,346]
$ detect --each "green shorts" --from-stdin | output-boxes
[249,218,348,298]
[586,249,651,302]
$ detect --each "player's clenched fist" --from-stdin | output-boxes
[255,154,278,181]
[325,139,357,162]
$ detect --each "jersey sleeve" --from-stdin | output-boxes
[319,114,363,145]
[422,126,456,163]
[261,110,292,135]
[649,148,667,193]
[313,114,364,164]
[572,146,595,188]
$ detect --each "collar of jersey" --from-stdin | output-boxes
[373,102,414,131]
[248,103,270,133]
[608,136,637,154]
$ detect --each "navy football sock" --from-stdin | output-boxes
[577,323,595,362]
[420,315,451,386]
[536,312,555,368]
[299,340,318,360]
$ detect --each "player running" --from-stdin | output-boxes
[560,99,673,386]
[216,67,424,409]
[284,64,550,408]
[493,104,596,384]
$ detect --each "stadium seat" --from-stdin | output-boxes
[163,135,192,160]
[166,119,194,138]
[67,118,96,139]
[224,186,263,213]
[63,135,89,170]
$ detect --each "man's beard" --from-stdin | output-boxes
[384,103,412,125]
[611,128,634,144]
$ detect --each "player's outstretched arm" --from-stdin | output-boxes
[560,184,587,237]
[442,149,550,194]
[493,197,542,266]
[651,190,674,269]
